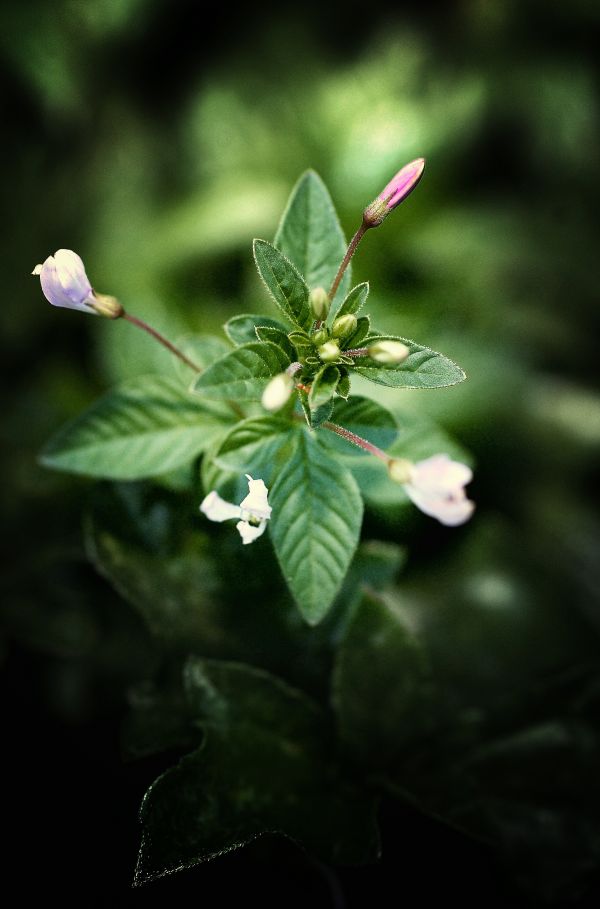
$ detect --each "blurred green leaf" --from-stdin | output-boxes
[41,376,232,480]
[212,416,296,485]
[134,659,380,885]
[332,591,435,766]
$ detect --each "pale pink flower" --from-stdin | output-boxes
[404,454,474,526]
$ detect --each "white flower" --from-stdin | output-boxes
[33,249,96,313]
[200,475,271,544]
[389,453,475,526]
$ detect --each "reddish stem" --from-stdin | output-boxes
[328,223,368,302]
[322,421,390,462]
[123,312,201,373]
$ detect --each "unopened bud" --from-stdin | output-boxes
[388,458,413,484]
[309,287,330,321]
[311,327,329,347]
[90,293,124,319]
[363,158,425,227]
[318,341,340,363]
[331,313,358,339]
[261,372,294,411]
[368,340,410,364]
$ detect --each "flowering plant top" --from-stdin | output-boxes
[35,159,473,624]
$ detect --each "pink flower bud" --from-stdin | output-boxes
[363,158,426,227]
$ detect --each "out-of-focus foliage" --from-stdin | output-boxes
[2,0,600,902]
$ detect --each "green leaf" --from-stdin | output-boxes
[343,315,371,349]
[134,659,379,885]
[193,341,290,400]
[253,239,312,331]
[269,430,363,624]
[212,417,295,485]
[224,313,289,346]
[173,334,232,386]
[332,590,435,766]
[308,365,340,411]
[353,334,466,388]
[332,282,369,321]
[336,374,351,399]
[255,325,297,361]
[274,169,351,305]
[319,397,398,456]
[41,376,232,480]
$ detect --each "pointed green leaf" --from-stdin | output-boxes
[319,396,398,456]
[353,334,466,388]
[193,341,290,400]
[224,313,289,346]
[274,169,351,305]
[212,416,296,485]
[336,373,351,399]
[255,325,297,361]
[332,282,369,321]
[332,591,435,766]
[40,376,232,480]
[308,365,340,411]
[269,431,363,624]
[134,659,380,885]
[253,239,312,330]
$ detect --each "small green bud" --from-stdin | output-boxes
[261,372,294,411]
[331,313,358,339]
[311,327,329,347]
[318,341,340,363]
[368,340,410,364]
[388,458,413,484]
[309,287,330,321]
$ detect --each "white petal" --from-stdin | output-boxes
[239,475,271,520]
[405,484,475,526]
[411,454,472,494]
[38,254,94,313]
[236,519,267,544]
[54,249,93,305]
[200,490,242,523]
[32,264,43,275]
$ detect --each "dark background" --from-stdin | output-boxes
[2,0,600,904]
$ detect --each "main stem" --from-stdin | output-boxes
[123,313,202,373]
[322,420,390,462]
[327,223,368,302]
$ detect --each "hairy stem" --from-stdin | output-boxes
[327,223,368,302]
[123,312,202,373]
[322,420,390,462]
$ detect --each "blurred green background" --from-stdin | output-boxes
[2,0,600,904]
